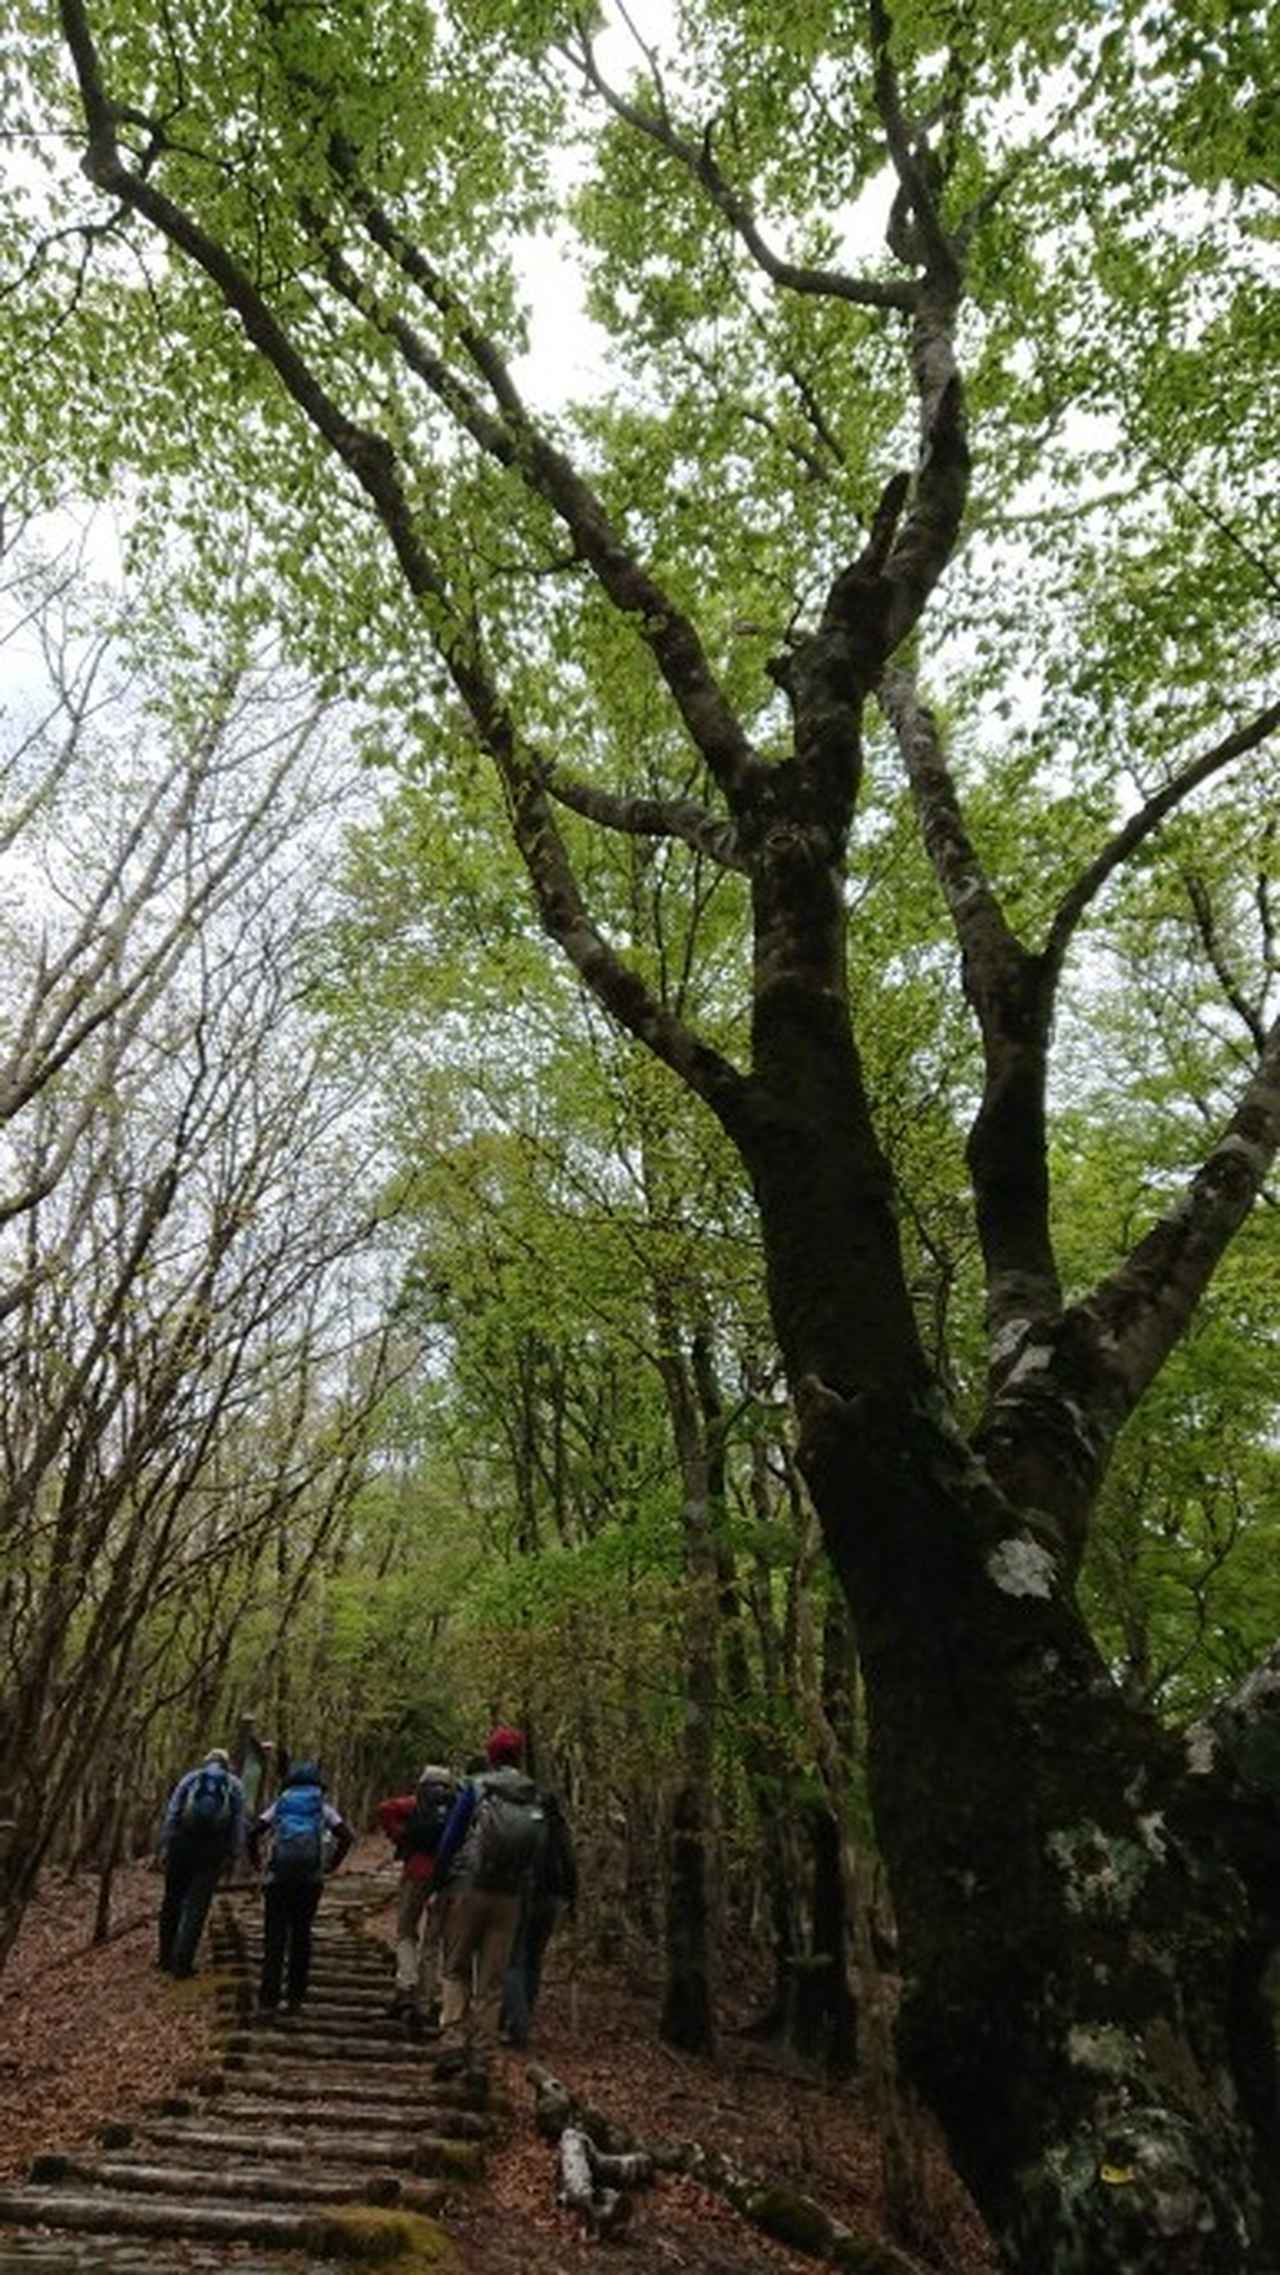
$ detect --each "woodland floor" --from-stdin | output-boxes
[0,1845,997,2274]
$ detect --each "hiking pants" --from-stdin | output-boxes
[395,1874,440,2009]
[260,1878,323,2009]
[501,1894,560,2049]
[437,1885,520,2056]
[159,1837,225,1975]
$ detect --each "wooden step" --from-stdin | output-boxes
[29,2155,402,2209]
[131,2118,482,2178]
[222,2038,438,2074]
[214,2092,485,2140]
[0,2188,445,2257]
[217,2082,490,2134]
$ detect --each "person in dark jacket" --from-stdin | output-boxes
[157,1747,245,1978]
[248,1757,352,2017]
[501,1785,577,2050]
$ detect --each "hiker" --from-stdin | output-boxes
[247,1757,353,2017]
[157,1746,245,1978]
[430,1725,546,2076]
[376,1761,457,2033]
[501,1783,577,2050]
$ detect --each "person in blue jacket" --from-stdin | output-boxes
[248,1757,352,2017]
[157,1746,245,1978]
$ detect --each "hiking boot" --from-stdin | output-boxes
[433,2047,466,2079]
[254,2002,280,2023]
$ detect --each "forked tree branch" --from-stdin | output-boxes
[880,665,1060,1347]
[309,202,764,807]
[566,25,916,315]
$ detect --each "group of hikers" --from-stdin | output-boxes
[157,1725,576,2077]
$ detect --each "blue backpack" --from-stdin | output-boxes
[272,1783,326,1882]
[180,1763,231,1837]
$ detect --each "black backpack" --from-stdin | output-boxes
[395,1774,456,1861]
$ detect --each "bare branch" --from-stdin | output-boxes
[1045,700,1280,971]
[881,665,1061,1350]
[1082,1011,1280,1411]
[867,0,961,289]
[566,26,916,314]
[543,767,747,872]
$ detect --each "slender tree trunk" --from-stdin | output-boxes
[655,1318,719,2057]
[92,1780,127,1945]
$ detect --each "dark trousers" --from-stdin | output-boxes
[501,1896,559,2050]
[158,1839,225,1975]
[260,1878,323,2008]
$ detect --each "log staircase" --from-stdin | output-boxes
[0,1876,487,2269]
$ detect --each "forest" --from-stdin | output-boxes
[0,0,1277,2269]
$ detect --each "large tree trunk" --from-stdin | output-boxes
[795,1379,1273,2273]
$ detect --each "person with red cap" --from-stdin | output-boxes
[429,1726,546,2081]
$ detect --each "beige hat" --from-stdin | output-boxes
[419,1762,452,1783]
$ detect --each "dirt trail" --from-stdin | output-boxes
[0,1863,995,2274]
[0,1878,471,2268]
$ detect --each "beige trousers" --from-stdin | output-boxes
[437,1885,520,2054]
[395,1875,440,2006]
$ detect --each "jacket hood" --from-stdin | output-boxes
[479,1765,537,1800]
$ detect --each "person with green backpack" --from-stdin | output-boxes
[429,1726,547,2080]
[247,1757,353,2017]
[157,1746,245,1979]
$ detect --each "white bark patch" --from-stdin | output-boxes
[1005,1340,1052,1387]
[1136,1810,1168,1861]
[1184,1721,1217,1777]
[987,1536,1057,1599]
[1217,1130,1269,1177]
[1047,1821,1158,1918]
[1068,2024,1134,2077]
[989,1315,1031,1368]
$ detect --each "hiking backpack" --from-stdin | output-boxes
[395,1776,456,1862]
[466,1773,547,1893]
[271,1783,326,1881]
[180,1762,231,1836]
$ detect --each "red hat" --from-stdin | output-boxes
[485,1725,524,1766]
